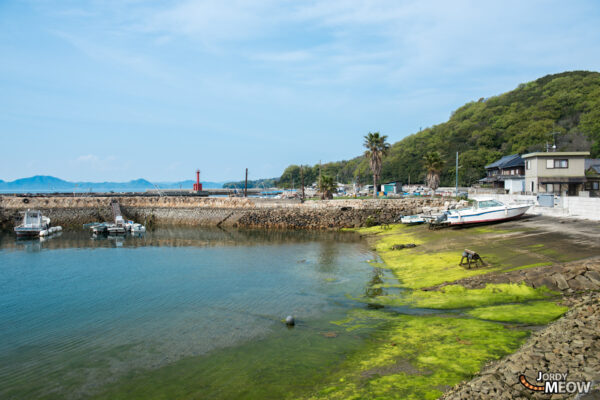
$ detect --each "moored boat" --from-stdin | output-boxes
[14,210,51,237]
[130,223,146,233]
[445,199,530,225]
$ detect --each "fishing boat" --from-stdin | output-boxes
[14,210,51,237]
[445,199,530,225]
[91,223,109,235]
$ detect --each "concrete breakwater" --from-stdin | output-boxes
[0,195,458,230]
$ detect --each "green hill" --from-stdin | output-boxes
[278,71,600,188]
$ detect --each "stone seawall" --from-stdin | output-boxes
[0,195,456,230]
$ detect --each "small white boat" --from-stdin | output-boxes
[401,215,426,225]
[130,223,146,233]
[446,199,530,225]
[14,210,59,237]
[91,223,108,235]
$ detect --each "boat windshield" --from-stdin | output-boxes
[478,200,503,208]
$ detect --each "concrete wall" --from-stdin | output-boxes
[504,179,524,194]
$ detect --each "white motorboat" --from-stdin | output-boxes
[130,223,146,233]
[446,199,530,225]
[14,209,54,237]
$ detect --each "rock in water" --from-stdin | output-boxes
[285,315,295,326]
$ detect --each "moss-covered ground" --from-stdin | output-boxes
[310,310,528,399]
[303,221,586,399]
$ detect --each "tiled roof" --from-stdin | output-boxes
[585,159,600,169]
[485,154,524,169]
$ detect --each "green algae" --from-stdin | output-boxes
[326,222,593,399]
[371,283,556,309]
[378,249,494,288]
[504,261,553,272]
[309,310,529,400]
[468,301,568,324]
[358,225,495,288]
[353,222,594,275]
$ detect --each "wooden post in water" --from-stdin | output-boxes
[244,168,248,197]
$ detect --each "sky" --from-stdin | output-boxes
[1,0,600,183]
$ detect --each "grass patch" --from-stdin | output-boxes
[467,301,567,324]
[310,310,529,399]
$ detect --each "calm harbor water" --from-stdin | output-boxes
[0,228,385,399]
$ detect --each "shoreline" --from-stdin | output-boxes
[305,217,599,399]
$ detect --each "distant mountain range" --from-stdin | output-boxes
[0,175,223,193]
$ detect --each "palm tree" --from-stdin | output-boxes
[423,151,445,196]
[318,175,336,200]
[363,132,391,199]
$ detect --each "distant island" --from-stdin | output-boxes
[0,175,224,193]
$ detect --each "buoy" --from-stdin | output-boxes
[39,230,49,236]
[285,315,295,326]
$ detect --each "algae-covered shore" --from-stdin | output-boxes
[302,216,600,399]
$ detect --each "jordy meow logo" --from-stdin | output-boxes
[519,372,593,395]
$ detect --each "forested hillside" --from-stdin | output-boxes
[278,71,600,187]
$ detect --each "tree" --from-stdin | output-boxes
[318,175,336,199]
[423,151,445,196]
[363,132,390,198]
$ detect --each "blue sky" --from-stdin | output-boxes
[1,0,600,182]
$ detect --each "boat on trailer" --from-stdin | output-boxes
[445,199,530,225]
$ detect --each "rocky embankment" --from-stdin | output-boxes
[441,292,600,400]
[440,258,600,400]
[0,195,462,230]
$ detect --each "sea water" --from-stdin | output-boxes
[0,228,382,399]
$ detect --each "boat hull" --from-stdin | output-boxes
[447,205,530,225]
[14,227,43,237]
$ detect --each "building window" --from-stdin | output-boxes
[594,182,599,190]
[526,160,530,170]
[554,159,568,168]
[546,183,554,193]
[547,159,568,169]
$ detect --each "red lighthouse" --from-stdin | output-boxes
[193,170,203,191]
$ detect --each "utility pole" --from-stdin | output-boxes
[244,168,248,198]
[300,165,305,202]
[455,152,459,197]
[319,160,322,183]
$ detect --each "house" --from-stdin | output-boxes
[584,159,600,196]
[480,154,525,193]
[522,152,590,195]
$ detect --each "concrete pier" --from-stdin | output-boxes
[0,195,456,230]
